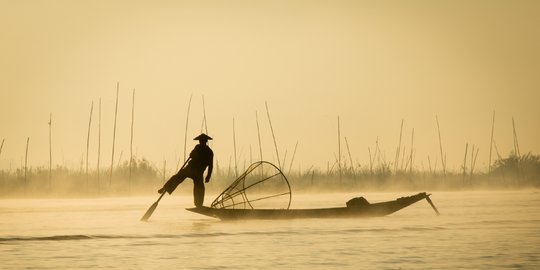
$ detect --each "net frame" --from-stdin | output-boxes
[210,161,292,210]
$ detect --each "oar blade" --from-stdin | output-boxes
[425,196,440,216]
[141,202,159,221]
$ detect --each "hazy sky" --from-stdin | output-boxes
[1,0,539,173]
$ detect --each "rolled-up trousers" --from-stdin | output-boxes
[163,168,205,207]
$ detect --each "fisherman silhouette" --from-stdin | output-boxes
[158,133,214,207]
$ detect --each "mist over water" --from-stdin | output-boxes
[1,190,539,269]
[1,1,540,269]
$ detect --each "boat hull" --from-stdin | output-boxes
[187,192,430,220]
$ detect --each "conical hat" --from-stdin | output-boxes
[193,133,213,141]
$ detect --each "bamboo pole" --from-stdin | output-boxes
[201,95,208,134]
[97,98,101,192]
[330,155,338,175]
[368,147,373,175]
[473,149,479,172]
[344,137,354,176]
[162,159,167,183]
[493,140,502,160]
[462,143,468,185]
[469,144,475,178]
[0,138,4,160]
[117,151,123,168]
[265,101,281,170]
[337,116,342,182]
[401,146,407,171]
[24,137,29,190]
[470,146,479,180]
[488,111,495,174]
[512,117,521,158]
[129,89,135,192]
[184,94,193,163]
[227,156,231,178]
[395,119,404,173]
[110,83,119,186]
[86,101,94,191]
[48,112,52,189]
[288,141,298,176]
[255,111,264,179]
[436,116,446,177]
[444,154,447,175]
[511,117,523,183]
[409,128,414,174]
[233,118,238,178]
[255,111,263,162]
[282,150,288,172]
[493,140,505,180]
[427,155,432,175]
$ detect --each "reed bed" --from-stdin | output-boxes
[0,152,538,198]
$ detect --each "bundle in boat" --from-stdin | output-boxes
[211,161,292,210]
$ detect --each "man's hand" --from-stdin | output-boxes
[205,175,211,183]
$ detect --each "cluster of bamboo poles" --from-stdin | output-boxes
[0,83,137,193]
[228,101,292,179]
[336,117,419,178]
[173,95,295,183]
[1,92,529,193]
[331,111,523,180]
[77,83,135,192]
[91,84,137,192]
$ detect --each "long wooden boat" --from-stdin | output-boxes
[187,192,437,220]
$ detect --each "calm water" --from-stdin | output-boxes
[1,190,539,269]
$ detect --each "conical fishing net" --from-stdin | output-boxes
[211,161,292,209]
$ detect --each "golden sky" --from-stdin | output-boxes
[1,0,539,172]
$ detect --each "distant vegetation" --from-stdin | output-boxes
[302,152,540,191]
[1,153,539,198]
[491,153,540,184]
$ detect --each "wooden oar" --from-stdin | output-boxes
[141,191,166,221]
[141,158,190,221]
[425,195,440,216]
